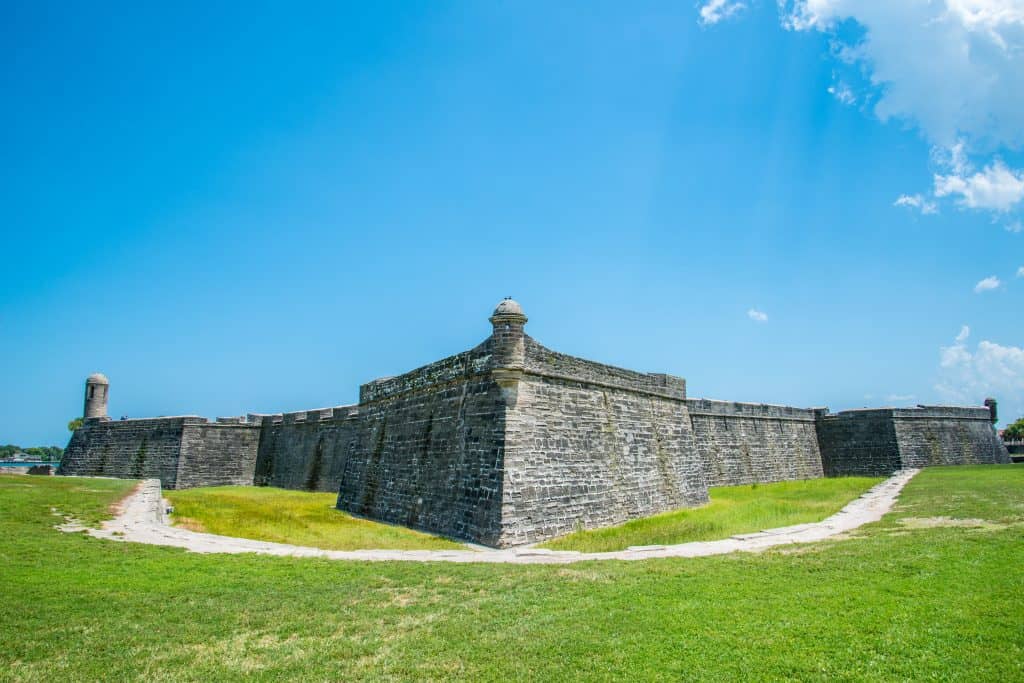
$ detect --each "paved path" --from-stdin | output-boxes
[74,470,918,564]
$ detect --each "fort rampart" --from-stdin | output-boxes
[61,416,260,489]
[59,299,1011,547]
[817,406,1008,476]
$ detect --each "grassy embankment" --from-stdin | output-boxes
[165,485,464,551]
[166,477,881,553]
[541,476,883,551]
[1,465,1022,680]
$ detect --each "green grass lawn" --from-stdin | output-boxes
[541,476,884,551]
[2,465,1023,681]
[165,485,465,551]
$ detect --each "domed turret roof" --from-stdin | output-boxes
[492,298,524,317]
[86,372,109,384]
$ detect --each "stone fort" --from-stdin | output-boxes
[60,298,1010,547]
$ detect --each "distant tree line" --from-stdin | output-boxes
[1003,417,1024,441]
[0,444,64,461]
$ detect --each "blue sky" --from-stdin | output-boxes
[2,1,1022,446]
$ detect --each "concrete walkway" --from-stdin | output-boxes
[73,470,918,564]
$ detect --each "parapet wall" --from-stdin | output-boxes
[60,416,260,489]
[523,338,687,399]
[817,406,1009,476]
[253,406,361,492]
[358,347,490,403]
[687,400,824,486]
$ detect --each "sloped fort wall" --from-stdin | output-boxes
[59,299,1010,546]
[333,342,507,546]
[818,406,1009,475]
[497,337,707,546]
[61,417,260,490]
[687,400,824,486]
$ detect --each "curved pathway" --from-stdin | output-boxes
[73,470,918,564]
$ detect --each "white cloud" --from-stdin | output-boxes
[1007,220,1023,233]
[779,1,1024,150]
[886,393,916,403]
[827,81,856,105]
[779,1,1024,218]
[940,325,973,368]
[934,159,1024,212]
[699,0,748,25]
[747,308,768,322]
[936,326,1024,420]
[956,325,971,344]
[974,275,1001,293]
[1017,265,1024,277]
[894,193,938,215]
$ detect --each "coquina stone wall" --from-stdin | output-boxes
[687,400,824,486]
[499,367,706,547]
[817,406,1009,476]
[892,406,1009,467]
[815,409,900,477]
[61,417,190,486]
[334,341,507,545]
[253,407,361,492]
[175,420,262,489]
[60,417,260,489]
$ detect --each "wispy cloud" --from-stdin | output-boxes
[699,0,747,26]
[934,160,1024,212]
[778,1,1024,219]
[779,1,1024,149]
[1008,220,1023,233]
[936,325,1024,420]
[894,193,938,215]
[886,393,915,403]
[1017,266,1024,278]
[747,308,768,322]
[974,276,1001,293]
[827,81,855,106]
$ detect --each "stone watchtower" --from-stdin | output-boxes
[984,397,998,424]
[84,373,110,420]
[489,298,528,395]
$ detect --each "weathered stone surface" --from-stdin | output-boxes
[336,341,506,545]
[500,369,706,547]
[253,407,361,492]
[687,400,824,486]
[176,422,261,489]
[817,406,1009,476]
[60,416,260,489]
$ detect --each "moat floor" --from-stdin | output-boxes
[165,486,466,552]
[2,467,1022,680]
[69,471,915,563]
